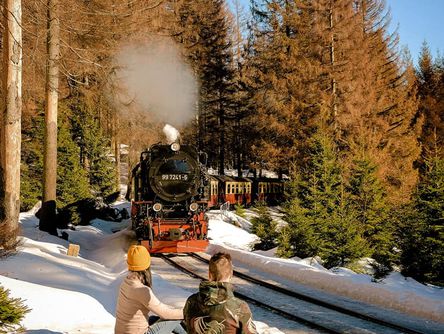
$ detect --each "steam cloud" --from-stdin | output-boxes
[114,38,197,127]
[163,124,180,144]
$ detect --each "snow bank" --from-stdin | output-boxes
[0,209,282,333]
[207,218,444,323]
[0,275,115,333]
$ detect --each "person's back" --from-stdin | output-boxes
[183,253,257,334]
[114,245,185,334]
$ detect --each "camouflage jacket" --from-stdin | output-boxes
[183,281,257,334]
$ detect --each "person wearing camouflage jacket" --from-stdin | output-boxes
[183,253,257,334]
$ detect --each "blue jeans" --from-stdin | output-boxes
[146,316,186,334]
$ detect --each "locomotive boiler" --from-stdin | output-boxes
[130,142,209,253]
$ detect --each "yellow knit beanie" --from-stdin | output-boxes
[127,245,151,271]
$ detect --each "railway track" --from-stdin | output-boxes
[159,253,432,334]
[189,253,430,334]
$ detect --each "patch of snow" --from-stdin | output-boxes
[206,219,444,323]
[1,207,284,333]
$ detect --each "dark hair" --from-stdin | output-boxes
[131,267,153,288]
[209,252,233,282]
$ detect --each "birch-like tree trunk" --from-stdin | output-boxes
[40,0,59,234]
[0,0,22,250]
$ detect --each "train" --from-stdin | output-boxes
[129,142,286,253]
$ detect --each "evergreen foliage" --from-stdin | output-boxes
[0,285,30,333]
[20,112,45,211]
[20,107,91,210]
[400,153,444,286]
[322,191,368,268]
[347,158,395,274]
[234,203,246,218]
[245,0,420,202]
[56,112,91,208]
[173,0,235,173]
[280,133,370,267]
[251,202,278,250]
[416,43,444,161]
[20,99,117,213]
[245,0,316,173]
[67,98,117,201]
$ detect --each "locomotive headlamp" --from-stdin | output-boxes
[189,202,199,212]
[171,143,180,152]
[153,203,163,212]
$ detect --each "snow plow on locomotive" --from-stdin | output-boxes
[130,142,209,253]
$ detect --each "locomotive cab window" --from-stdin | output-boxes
[159,159,191,174]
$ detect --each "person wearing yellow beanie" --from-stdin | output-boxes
[127,244,151,271]
[114,245,186,334]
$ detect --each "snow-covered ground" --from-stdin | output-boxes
[1,201,444,334]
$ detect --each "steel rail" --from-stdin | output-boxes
[158,253,340,334]
[190,252,427,334]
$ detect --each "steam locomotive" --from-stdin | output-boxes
[130,142,210,253]
[130,141,287,253]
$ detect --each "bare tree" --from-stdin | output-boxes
[39,0,60,234]
[0,0,22,251]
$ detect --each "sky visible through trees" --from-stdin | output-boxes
[236,0,444,63]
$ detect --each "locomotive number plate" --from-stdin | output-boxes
[161,174,189,181]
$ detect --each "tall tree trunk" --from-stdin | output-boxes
[40,0,60,234]
[0,0,22,251]
[329,0,337,127]
[218,104,225,176]
[113,115,120,192]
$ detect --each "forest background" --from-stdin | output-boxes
[0,0,443,292]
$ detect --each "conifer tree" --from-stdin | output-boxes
[399,150,444,286]
[245,0,318,173]
[21,113,45,211]
[228,0,250,174]
[21,105,91,211]
[0,285,30,333]
[173,0,235,173]
[68,98,117,200]
[280,131,370,266]
[339,0,420,203]
[323,185,369,268]
[247,0,420,201]
[347,158,394,273]
[56,107,91,207]
[251,203,278,250]
[416,43,444,160]
[0,0,22,252]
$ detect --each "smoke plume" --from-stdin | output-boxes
[114,38,197,127]
[163,124,180,144]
